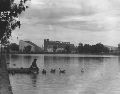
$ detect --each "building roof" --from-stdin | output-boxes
[25,41,41,48]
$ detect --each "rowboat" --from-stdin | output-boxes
[8,68,39,74]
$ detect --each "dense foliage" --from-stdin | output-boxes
[65,45,71,53]
[0,0,29,45]
[77,43,109,54]
[9,43,19,51]
[24,45,32,53]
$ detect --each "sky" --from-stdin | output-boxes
[11,0,120,47]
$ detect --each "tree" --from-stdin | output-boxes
[78,43,83,53]
[65,45,71,53]
[53,45,57,53]
[118,44,120,51]
[10,43,19,51]
[77,42,110,54]
[24,45,32,53]
[83,44,91,53]
[0,0,29,45]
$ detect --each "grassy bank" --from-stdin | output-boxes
[0,55,13,94]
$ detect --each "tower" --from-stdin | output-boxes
[44,39,49,51]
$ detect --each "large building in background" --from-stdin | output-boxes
[44,39,76,53]
[19,40,43,53]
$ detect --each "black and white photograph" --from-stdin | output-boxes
[1,0,120,94]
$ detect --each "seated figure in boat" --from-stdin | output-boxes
[29,59,39,73]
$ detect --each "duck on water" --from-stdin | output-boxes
[59,68,66,73]
[8,59,67,74]
[50,69,56,73]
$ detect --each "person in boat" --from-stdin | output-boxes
[29,59,39,71]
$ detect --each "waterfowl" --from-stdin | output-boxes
[81,68,84,73]
[7,62,10,64]
[50,69,56,73]
[59,68,65,73]
[13,64,16,66]
[42,69,46,74]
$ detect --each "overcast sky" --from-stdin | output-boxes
[11,0,120,47]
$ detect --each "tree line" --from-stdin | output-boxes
[5,43,32,53]
[4,42,110,54]
[77,43,109,54]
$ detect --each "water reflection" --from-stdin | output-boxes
[44,56,70,70]
[30,74,38,87]
[8,54,120,94]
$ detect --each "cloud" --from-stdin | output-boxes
[22,0,120,30]
[13,0,120,46]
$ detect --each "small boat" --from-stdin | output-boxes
[30,68,39,74]
[8,59,39,74]
[8,67,39,74]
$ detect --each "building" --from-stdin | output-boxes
[44,39,76,53]
[105,45,118,54]
[19,40,42,53]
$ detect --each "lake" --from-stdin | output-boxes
[7,54,120,94]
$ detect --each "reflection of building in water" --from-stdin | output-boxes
[19,40,43,53]
[44,39,76,53]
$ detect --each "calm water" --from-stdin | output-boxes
[7,54,120,94]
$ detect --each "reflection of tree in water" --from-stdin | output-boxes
[24,55,32,59]
[11,54,19,59]
[23,56,38,66]
[78,57,104,64]
[10,55,20,64]
[44,56,70,63]
[30,74,38,87]
[84,57,104,63]
[52,56,71,64]
[44,56,71,68]
[6,54,10,60]
[118,56,120,64]
[44,55,108,72]
[78,57,105,71]
[24,55,32,64]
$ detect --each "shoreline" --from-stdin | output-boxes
[0,55,13,94]
[7,53,120,56]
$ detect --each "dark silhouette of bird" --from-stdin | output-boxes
[7,62,10,64]
[81,68,84,73]
[50,69,56,73]
[42,69,46,74]
[13,64,16,66]
[59,68,65,73]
